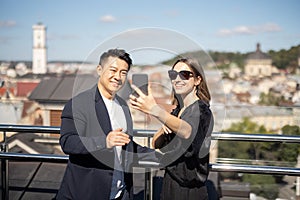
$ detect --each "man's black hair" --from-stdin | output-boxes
[99,49,132,70]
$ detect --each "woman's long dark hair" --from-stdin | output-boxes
[171,57,211,106]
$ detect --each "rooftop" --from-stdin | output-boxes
[28,74,134,104]
[247,43,271,60]
[28,74,98,104]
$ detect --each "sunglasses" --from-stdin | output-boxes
[168,70,194,80]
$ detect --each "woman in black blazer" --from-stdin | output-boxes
[130,57,214,200]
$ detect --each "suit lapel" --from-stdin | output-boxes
[95,87,112,135]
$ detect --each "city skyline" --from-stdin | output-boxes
[0,0,300,64]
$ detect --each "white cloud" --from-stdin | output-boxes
[100,15,116,23]
[217,23,282,36]
[0,20,16,28]
[218,29,232,36]
[233,25,253,34]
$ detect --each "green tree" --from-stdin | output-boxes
[219,118,282,199]
[259,93,282,106]
[269,45,300,72]
[279,125,300,163]
[220,117,269,160]
[243,174,279,200]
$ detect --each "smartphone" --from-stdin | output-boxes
[132,74,148,97]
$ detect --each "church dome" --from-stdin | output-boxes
[247,43,271,60]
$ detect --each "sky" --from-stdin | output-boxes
[0,0,300,64]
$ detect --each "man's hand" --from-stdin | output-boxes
[106,128,130,149]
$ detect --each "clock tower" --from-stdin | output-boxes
[32,23,47,74]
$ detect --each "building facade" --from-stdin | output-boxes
[244,43,272,78]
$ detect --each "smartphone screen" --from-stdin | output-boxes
[132,74,148,97]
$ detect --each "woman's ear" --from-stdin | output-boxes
[97,65,102,76]
[195,76,202,86]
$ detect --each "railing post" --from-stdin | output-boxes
[1,130,8,200]
[144,171,149,200]
[296,155,300,200]
[144,134,151,200]
[1,158,8,200]
[142,114,153,200]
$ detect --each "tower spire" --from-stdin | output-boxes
[256,43,261,52]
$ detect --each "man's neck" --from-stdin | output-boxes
[98,84,115,100]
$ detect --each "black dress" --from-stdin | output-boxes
[159,100,213,200]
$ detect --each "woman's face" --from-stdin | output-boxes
[170,62,200,96]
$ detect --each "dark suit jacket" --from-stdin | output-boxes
[56,85,159,200]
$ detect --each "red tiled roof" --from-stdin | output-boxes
[16,82,39,97]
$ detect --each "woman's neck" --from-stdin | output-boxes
[181,91,199,108]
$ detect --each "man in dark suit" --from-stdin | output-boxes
[56,49,159,200]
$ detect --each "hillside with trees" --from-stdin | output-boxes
[162,44,300,73]
[210,44,300,73]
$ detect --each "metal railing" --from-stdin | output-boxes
[1,124,300,200]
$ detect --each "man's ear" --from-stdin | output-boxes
[97,65,102,76]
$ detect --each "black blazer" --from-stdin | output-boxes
[56,85,159,200]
